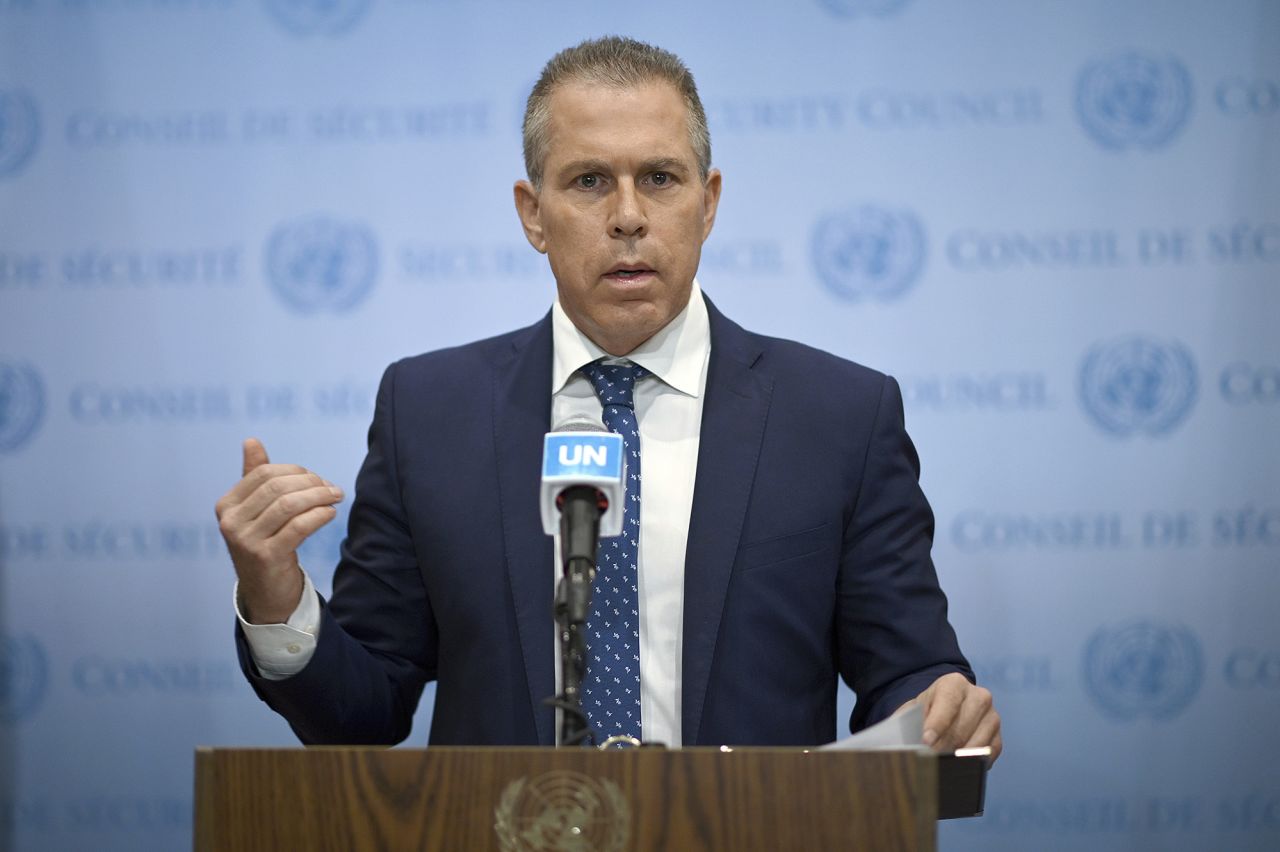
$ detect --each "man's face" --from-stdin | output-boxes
[514,80,721,356]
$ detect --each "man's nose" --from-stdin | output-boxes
[610,180,647,237]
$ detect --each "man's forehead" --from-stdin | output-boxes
[542,79,695,162]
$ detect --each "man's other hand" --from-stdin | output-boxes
[902,672,1002,764]
[215,438,343,624]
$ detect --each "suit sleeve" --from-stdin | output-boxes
[838,374,973,732]
[234,361,437,744]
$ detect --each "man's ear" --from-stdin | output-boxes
[701,168,723,242]
[513,180,547,253]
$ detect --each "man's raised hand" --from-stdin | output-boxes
[215,438,344,624]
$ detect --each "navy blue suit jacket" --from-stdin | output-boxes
[237,296,972,746]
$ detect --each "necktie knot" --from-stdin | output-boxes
[581,361,649,411]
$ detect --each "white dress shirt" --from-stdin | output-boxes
[239,281,711,748]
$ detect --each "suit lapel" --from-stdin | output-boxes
[681,299,771,745]
[492,315,556,745]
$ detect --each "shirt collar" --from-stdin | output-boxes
[552,279,710,398]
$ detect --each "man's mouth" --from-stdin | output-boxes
[604,264,655,281]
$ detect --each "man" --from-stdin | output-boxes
[217,37,1001,757]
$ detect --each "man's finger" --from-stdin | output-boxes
[269,503,340,554]
[243,483,344,542]
[962,713,1003,766]
[944,686,994,751]
[243,437,270,477]
[220,462,314,509]
[921,675,966,747]
[988,731,1003,764]
[963,709,1002,753]
[231,473,340,528]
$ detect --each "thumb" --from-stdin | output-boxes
[242,437,270,476]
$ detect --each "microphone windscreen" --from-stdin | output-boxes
[553,418,606,433]
[540,425,625,537]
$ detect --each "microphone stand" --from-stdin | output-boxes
[553,485,605,747]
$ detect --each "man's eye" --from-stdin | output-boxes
[651,172,670,186]
[576,174,600,189]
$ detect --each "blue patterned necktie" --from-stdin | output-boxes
[579,360,648,744]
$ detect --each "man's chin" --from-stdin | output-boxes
[584,308,666,356]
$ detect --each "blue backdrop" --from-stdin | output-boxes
[2,1,1278,849]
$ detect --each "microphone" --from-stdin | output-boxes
[540,419,625,746]
[539,420,625,539]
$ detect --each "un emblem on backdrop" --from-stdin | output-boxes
[1083,622,1202,721]
[262,0,371,36]
[0,91,40,179]
[1078,337,1197,437]
[0,362,45,453]
[266,216,378,314]
[1075,52,1193,150]
[0,634,49,723]
[812,205,926,302]
[817,0,912,17]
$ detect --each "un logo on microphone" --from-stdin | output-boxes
[816,0,912,17]
[1079,337,1197,437]
[0,634,50,724]
[1075,53,1193,150]
[1083,622,1202,721]
[266,216,378,315]
[0,91,40,179]
[0,362,45,454]
[262,0,371,36]
[812,205,926,302]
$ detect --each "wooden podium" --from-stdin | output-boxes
[196,746,984,851]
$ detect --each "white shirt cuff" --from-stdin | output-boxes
[235,570,321,681]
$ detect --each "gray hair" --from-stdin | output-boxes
[522,36,712,190]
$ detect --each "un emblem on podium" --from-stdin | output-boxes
[1084,622,1202,721]
[1075,52,1193,150]
[0,634,49,724]
[262,0,371,36]
[494,771,629,852]
[0,91,40,179]
[0,362,45,454]
[1078,337,1197,437]
[812,205,926,302]
[266,216,378,314]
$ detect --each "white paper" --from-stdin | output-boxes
[819,702,926,751]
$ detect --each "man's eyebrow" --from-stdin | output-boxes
[641,157,690,174]
[556,159,612,178]
[554,157,693,179]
